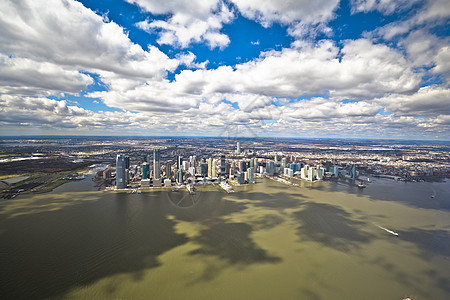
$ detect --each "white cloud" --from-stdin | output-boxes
[0,0,180,88]
[231,0,339,26]
[350,0,419,15]
[377,85,450,116]
[133,0,233,49]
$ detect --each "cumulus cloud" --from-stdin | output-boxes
[132,0,233,49]
[377,86,450,116]
[350,0,420,15]
[0,0,180,90]
[231,0,339,26]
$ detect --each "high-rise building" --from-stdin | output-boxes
[142,162,150,179]
[165,161,172,179]
[177,155,183,171]
[237,171,245,184]
[266,160,275,176]
[316,168,324,180]
[124,156,130,169]
[153,149,161,180]
[201,163,208,177]
[348,164,356,179]
[236,142,240,154]
[176,169,184,184]
[308,167,316,181]
[333,166,339,177]
[289,163,299,172]
[248,167,255,183]
[281,157,287,169]
[116,154,126,189]
[212,160,216,178]
[220,155,226,175]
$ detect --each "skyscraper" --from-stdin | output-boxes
[236,142,240,154]
[248,167,255,183]
[266,160,275,176]
[348,164,356,179]
[165,161,172,179]
[142,162,150,179]
[116,154,126,189]
[153,149,160,180]
[201,162,208,177]
[177,155,183,171]
[220,155,226,175]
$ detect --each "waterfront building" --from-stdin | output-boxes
[165,161,172,179]
[284,168,294,177]
[153,149,161,180]
[266,160,275,176]
[281,157,287,169]
[221,155,226,175]
[140,178,150,188]
[116,154,126,189]
[153,178,161,187]
[332,166,339,177]
[289,163,299,173]
[164,178,172,187]
[176,169,184,184]
[212,159,217,178]
[142,162,150,179]
[201,163,208,177]
[244,171,249,182]
[259,166,264,174]
[207,158,213,178]
[248,167,255,183]
[348,164,356,179]
[316,167,324,180]
[301,165,309,180]
[237,171,245,184]
[307,167,316,181]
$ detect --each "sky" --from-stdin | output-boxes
[0,0,449,140]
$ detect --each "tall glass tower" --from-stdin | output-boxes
[116,154,126,189]
[153,149,161,180]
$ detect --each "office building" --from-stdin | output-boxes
[307,167,316,181]
[201,163,208,177]
[266,160,275,176]
[177,156,183,171]
[165,161,172,179]
[284,168,294,177]
[116,154,126,189]
[348,164,356,179]
[153,149,161,180]
[237,171,245,184]
[142,162,150,179]
[236,142,240,154]
[281,157,287,169]
[220,155,226,175]
[176,169,184,184]
[248,167,255,183]
[289,163,299,173]
[316,168,324,180]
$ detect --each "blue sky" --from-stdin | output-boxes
[0,0,449,139]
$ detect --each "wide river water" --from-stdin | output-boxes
[0,176,449,299]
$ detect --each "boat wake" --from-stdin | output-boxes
[375,224,399,236]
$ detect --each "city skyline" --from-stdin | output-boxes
[0,0,449,140]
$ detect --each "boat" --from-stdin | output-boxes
[357,180,366,188]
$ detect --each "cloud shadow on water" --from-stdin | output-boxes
[292,202,374,252]
[0,190,253,299]
[189,221,282,264]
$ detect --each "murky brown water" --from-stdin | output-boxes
[1,176,449,299]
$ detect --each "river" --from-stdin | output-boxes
[0,176,449,299]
